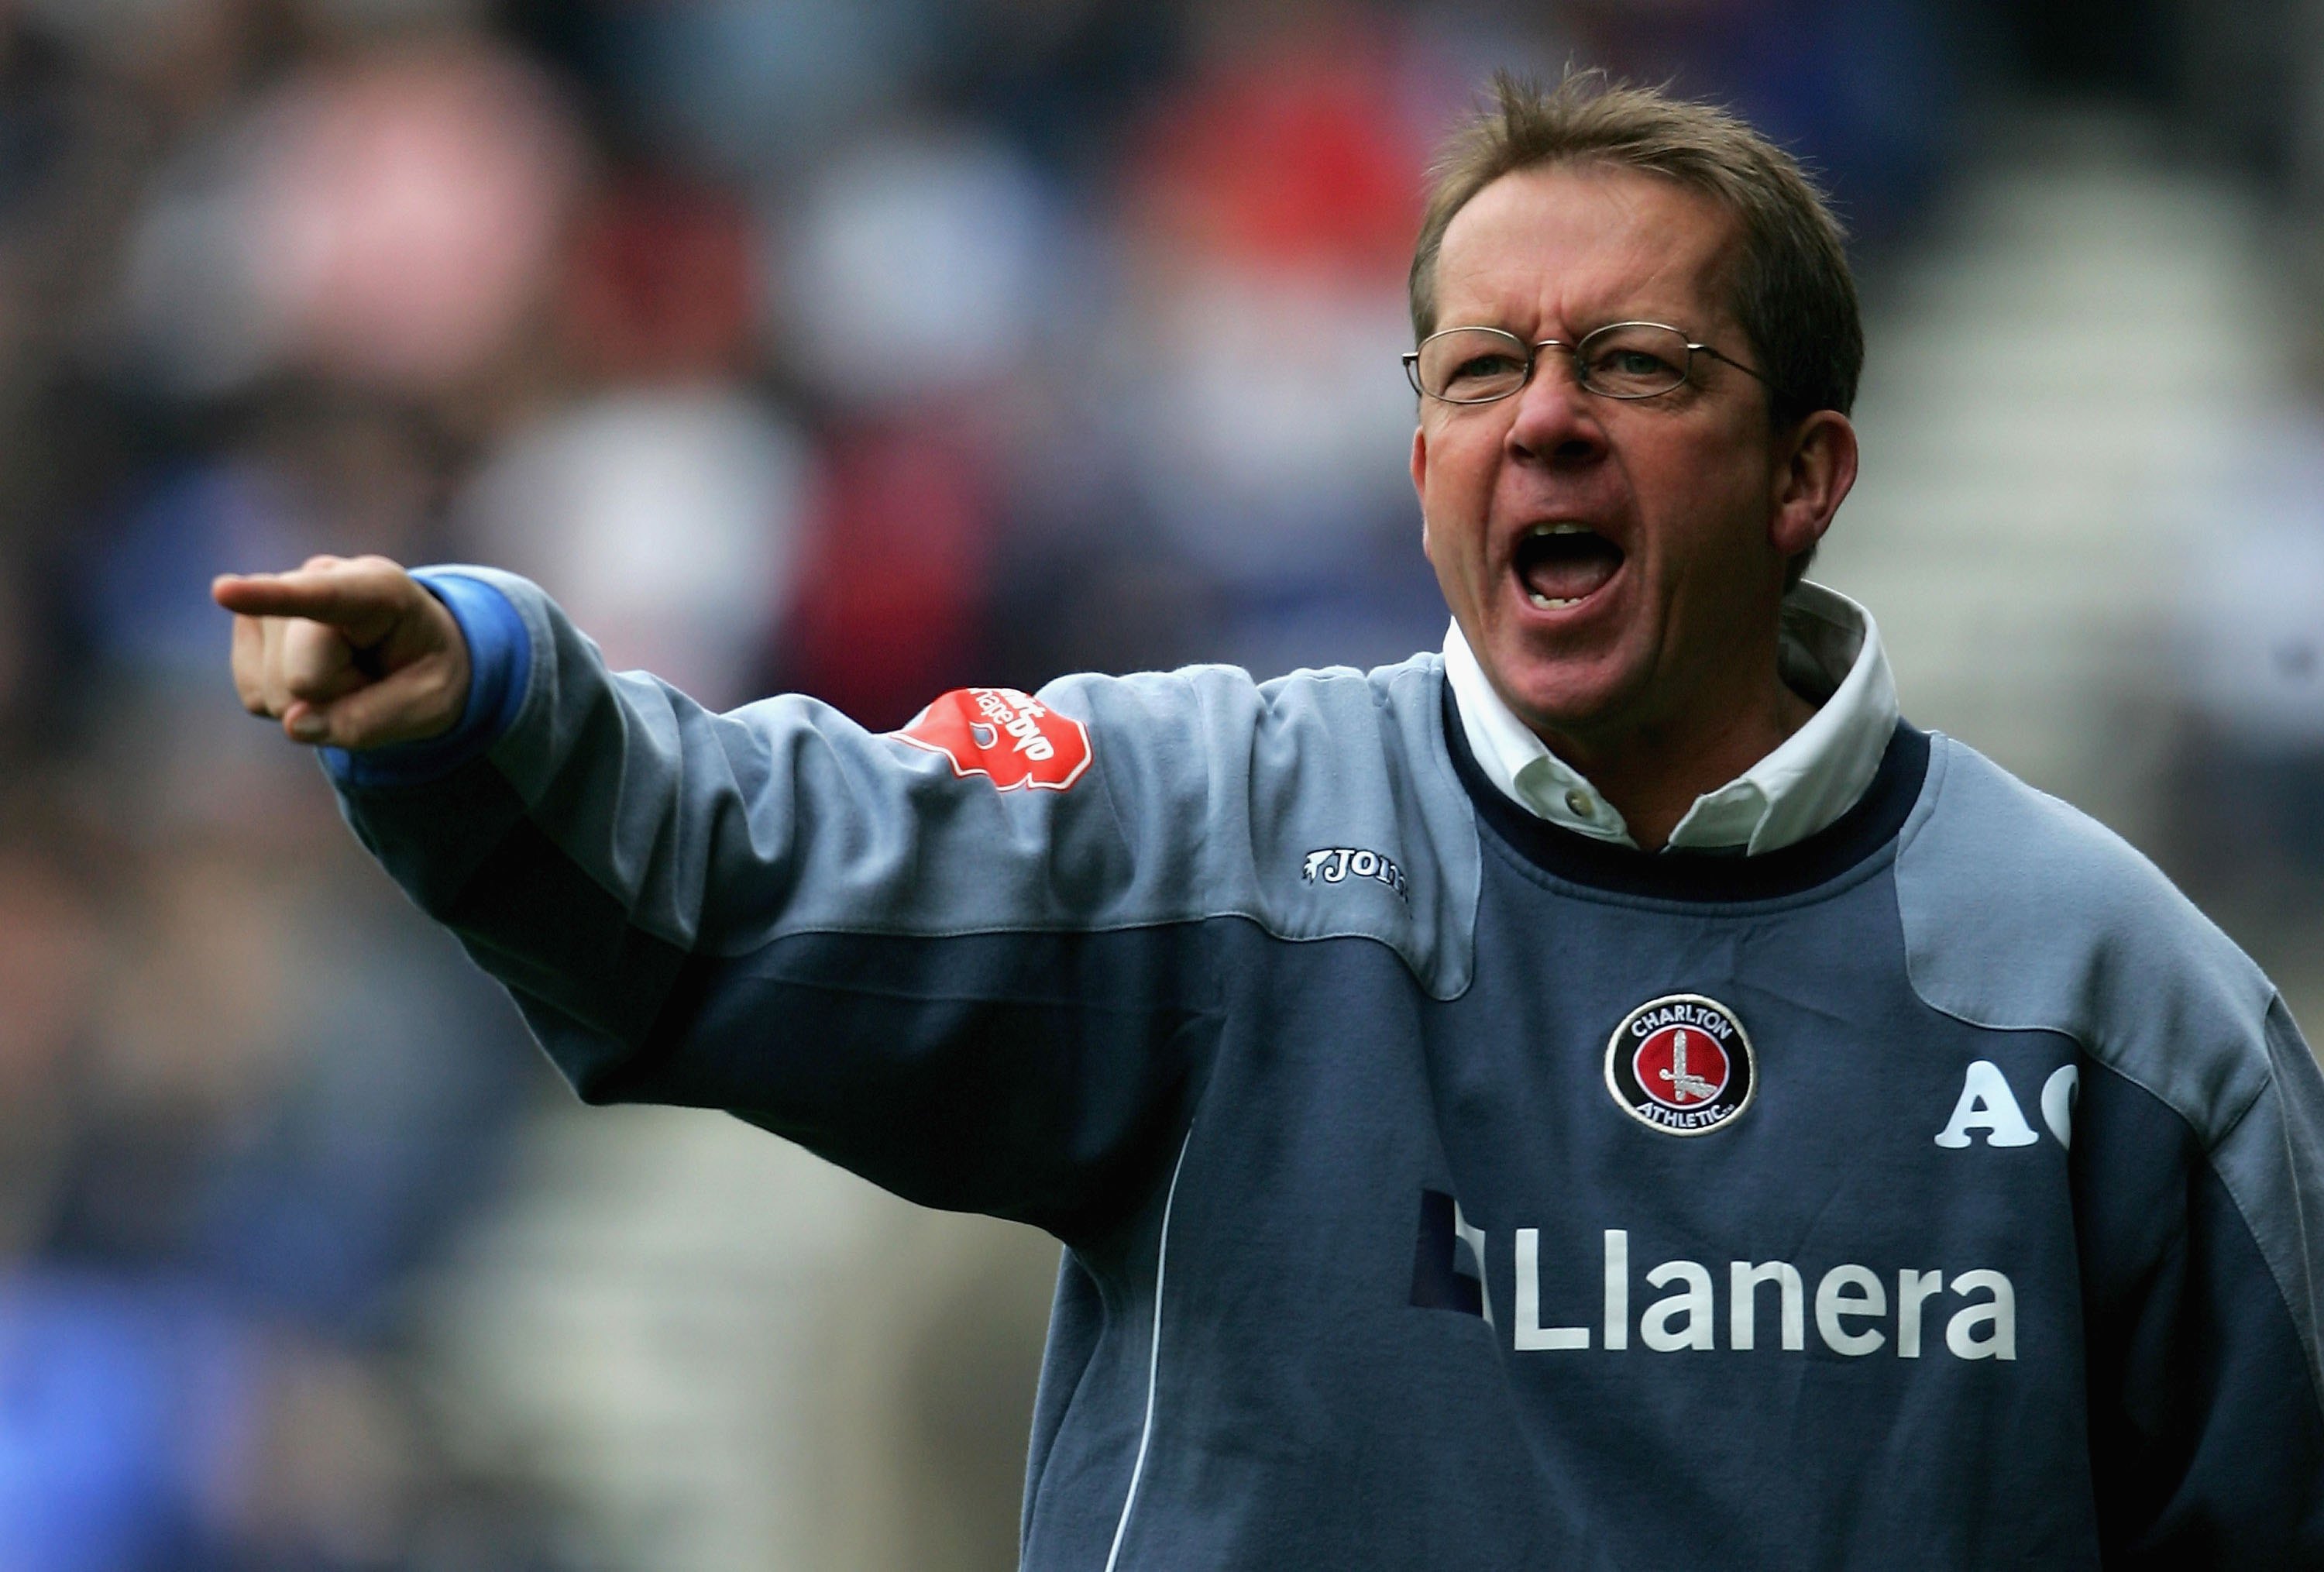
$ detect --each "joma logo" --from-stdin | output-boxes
[1302,847,1408,900]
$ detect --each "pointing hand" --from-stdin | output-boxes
[211,555,471,750]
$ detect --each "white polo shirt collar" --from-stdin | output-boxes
[1441,582,1899,855]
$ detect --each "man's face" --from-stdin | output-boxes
[1411,163,1807,748]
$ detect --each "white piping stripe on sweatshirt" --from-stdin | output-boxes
[1102,1127,1195,1572]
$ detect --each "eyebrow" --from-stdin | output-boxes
[1431,290,1702,334]
[1435,315,1701,339]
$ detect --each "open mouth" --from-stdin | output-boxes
[1513,523,1624,610]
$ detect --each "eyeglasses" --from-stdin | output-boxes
[1402,322,1770,404]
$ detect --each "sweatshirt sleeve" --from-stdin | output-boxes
[326,567,1230,1238]
[2076,996,2324,1567]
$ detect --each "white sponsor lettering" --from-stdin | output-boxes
[1934,1060,2040,1148]
[1506,1230,2017,1364]
[1946,1270,2016,1360]
[1815,1264,1887,1356]
[1896,1269,1944,1358]
[2040,1064,2079,1149]
[1730,1261,1804,1351]
[1603,1230,1629,1351]
[1514,1228,1587,1349]
[1641,1261,1716,1351]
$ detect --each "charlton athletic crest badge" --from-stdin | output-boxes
[1604,993,1756,1136]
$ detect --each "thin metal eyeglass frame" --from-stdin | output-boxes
[1401,322,1772,404]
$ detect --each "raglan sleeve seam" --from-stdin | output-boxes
[2201,1051,2324,1417]
[2205,1071,2271,1157]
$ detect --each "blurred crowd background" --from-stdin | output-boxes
[0,0,2319,1567]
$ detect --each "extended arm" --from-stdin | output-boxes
[215,558,1216,1237]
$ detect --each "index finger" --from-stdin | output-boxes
[211,568,404,642]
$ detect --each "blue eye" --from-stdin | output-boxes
[1449,353,1525,385]
[1590,348,1677,381]
[1580,328,1692,394]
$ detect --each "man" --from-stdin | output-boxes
[216,75,2324,1569]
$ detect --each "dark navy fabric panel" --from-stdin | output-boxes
[346,762,696,1092]
[2075,1061,2324,1567]
[1023,1156,1195,1572]
[614,927,1216,1238]
[332,752,698,1098]
[1050,785,2137,1567]
[332,743,533,910]
[347,746,1217,1240]
[1020,1250,1109,1559]
[1095,924,1592,1570]
[1411,838,2098,1568]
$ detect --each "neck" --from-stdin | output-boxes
[1533,654,1813,853]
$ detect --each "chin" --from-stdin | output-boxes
[1484,649,1642,741]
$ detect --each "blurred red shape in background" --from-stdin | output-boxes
[1126,30,1425,280]
[562,172,758,382]
[784,419,996,731]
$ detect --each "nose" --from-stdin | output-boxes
[1504,349,1611,470]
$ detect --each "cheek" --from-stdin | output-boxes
[1636,431,1769,565]
[1422,418,1501,504]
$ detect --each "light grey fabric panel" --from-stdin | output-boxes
[1220,657,1479,998]
[2212,998,2324,1401]
[1896,736,2276,1137]
[1896,734,2324,1391]
[456,571,1479,996]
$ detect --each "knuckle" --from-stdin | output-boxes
[285,619,342,658]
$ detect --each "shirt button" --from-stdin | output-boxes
[1565,789,1594,817]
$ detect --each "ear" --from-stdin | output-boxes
[1769,411,1858,561]
[1411,423,1435,564]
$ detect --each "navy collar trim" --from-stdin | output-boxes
[1439,676,1930,903]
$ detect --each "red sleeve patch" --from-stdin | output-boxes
[889,687,1092,791]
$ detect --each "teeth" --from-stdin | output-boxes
[1528,523,1593,536]
[1528,592,1582,609]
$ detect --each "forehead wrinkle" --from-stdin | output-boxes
[1432,167,1741,343]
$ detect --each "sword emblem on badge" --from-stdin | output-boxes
[1659,1029,1720,1104]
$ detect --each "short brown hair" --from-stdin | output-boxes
[1410,71,1863,429]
